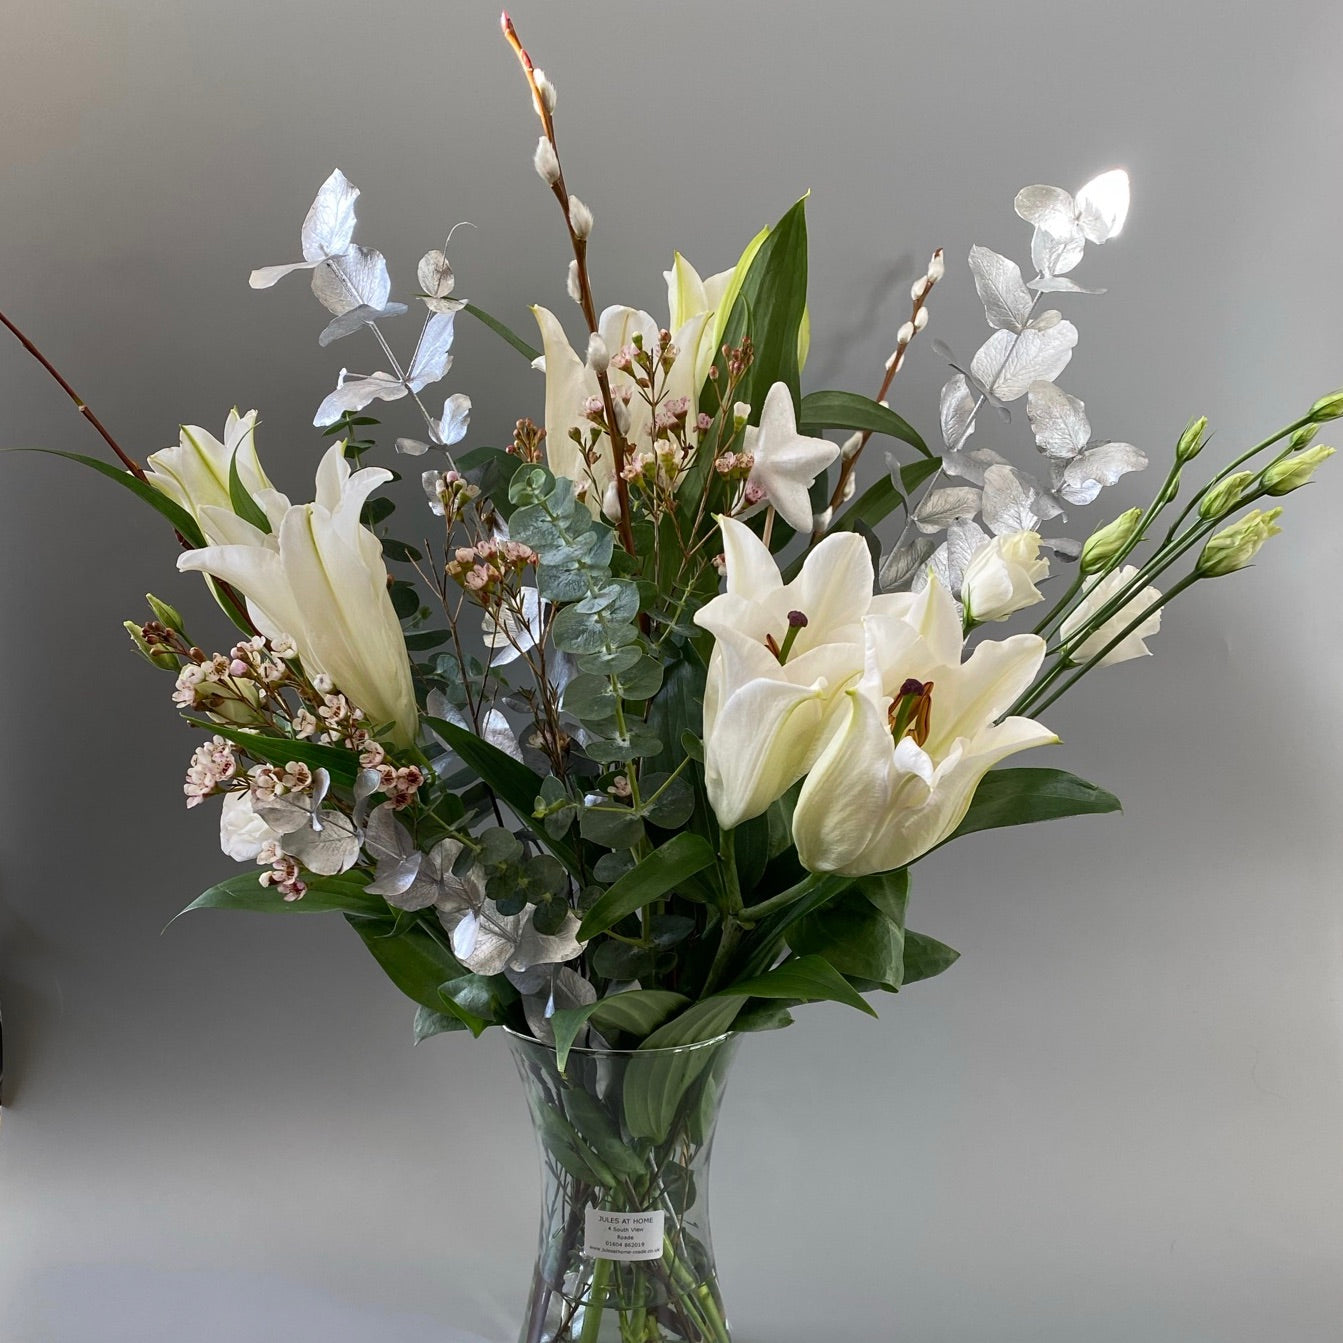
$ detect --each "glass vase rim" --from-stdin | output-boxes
[503,1024,737,1060]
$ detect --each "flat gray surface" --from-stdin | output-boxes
[2,2,1342,1339]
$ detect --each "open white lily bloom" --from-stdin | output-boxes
[961,530,1050,623]
[744,382,840,532]
[146,410,271,527]
[178,443,418,747]
[694,516,914,830]
[792,577,1056,876]
[1060,565,1162,666]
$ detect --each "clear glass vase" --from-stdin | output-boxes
[509,1029,740,1343]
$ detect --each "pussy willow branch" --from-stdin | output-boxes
[812,249,942,543]
[502,12,638,557]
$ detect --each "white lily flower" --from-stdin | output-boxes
[1060,565,1162,666]
[961,530,1050,623]
[177,443,418,747]
[743,382,840,532]
[693,516,913,830]
[792,577,1057,876]
[145,410,271,527]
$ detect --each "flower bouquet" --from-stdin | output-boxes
[5,13,1336,1343]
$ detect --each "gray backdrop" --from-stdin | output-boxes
[2,2,1341,1340]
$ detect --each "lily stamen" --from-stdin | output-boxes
[888,677,934,747]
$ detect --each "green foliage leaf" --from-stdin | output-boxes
[462,301,542,363]
[175,870,385,920]
[901,930,961,986]
[786,889,905,990]
[946,767,1122,844]
[578,833,717,940]
[228,443,272,533]
[413,1005,469,1043]
[721,953,877,1017]
[798,389,930,457]
[551,988,691,1072]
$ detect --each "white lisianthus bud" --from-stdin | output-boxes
[568,195,593,239]
[566,260,582,303]
[913,307,929,332]
[1309,389,1343,422]
[926,249,945,282]
[533,69,557,113]
[896,320,915,346]
[1196,507,1283,577]
[1262,444,1334,495]
[1079,507,1143,574]
[586,331,610,373]
[1060,566,1163,666]
[1197,470,1255,520]
[961,531,1049,623]
[840,431,864,461]
[533,136,561,185]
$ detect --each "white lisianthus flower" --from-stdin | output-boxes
[961,530,1050,623]
[219,788,281,863]
[178,443,418,747]
[1060,565,1163,666]
[791,577,1057,877]
[693,516,913,830]
[743,382,840,533]
[145,410,271,527]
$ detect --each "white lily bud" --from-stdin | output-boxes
[566,260,582,304]
[913,307,929,332]
[840,472,857,503]
[896,321,915,346]
[568,195,593,240]
[840,431,864,461]
[586,332,610,373]
[533,136,561,185]
[926,249,945,282]
[812,506,834,533]
[533,69,557,114]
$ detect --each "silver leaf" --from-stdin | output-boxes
[417,248,455,298]
[1054,442,1148,505]
[968,245,1034,332]
[1075,169,1130,244]
[969,323,1078,402]
[318,302,408,348]
[1031,223,1085,279]
[311,246,392,317]
[396,437,431,456]
[1041,536,1083,560]
[440,903,582,977]
[300,169,360,264]
[515,966,597,1045]
[914,486,983,534]
[1026,381,1091,460]
[916,518,988,600]
[282,807,361,876]
[1014,184,1074,230]
[1029,275,1107,295]
[480,708,524,762]
[942,446,1013,488]
[363,803,424,899]
[981,463,1064,534]
[939,373,978,449]
[431,392,472,447]
[878,534,938,590]
[1028,309,1063,331]
[313,370,407,426]
[406,312,457,393]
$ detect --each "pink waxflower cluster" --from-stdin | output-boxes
[184,736,238,808]
[251,761,315,799]
[378,763,427,809]
[447,538,538,593]
[259,854,306,902]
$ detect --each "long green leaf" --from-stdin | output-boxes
[227,440,271,533]
[12,447,204,546]
[721,953,877,1017]
[172,870,386,921]
[425,717,582,874]
[578,833,716,941]
[901,930,961,985]
[185,719,361,788]
[786,889,905,990]
[462,301,541,363]
[798,389,930,457]
[551,988,690,1072]
[716,196,809,410]
[946,767,1122,844]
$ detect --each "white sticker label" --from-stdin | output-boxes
[583,1208,665,1261]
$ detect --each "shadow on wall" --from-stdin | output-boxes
[0,891,65,1111]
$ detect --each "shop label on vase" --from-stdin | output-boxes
[583,1207,665,1261]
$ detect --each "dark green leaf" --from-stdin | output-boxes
[856,868,909,923]
[381,538,422,564]
[551,988,690,1072]
[174,870,385,921]
[798,389,930,457]
[579,833,717,940]
[945,767,1122,844]
[462,301,542,363]
[901,930,961,985]
[787,889,905,990]
[720,953,877,1017]
[227,442,272,533]
[344,914,483,1031]
[185,720,361,788]
[413,1005,469,1043]
[404,628,451,650]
